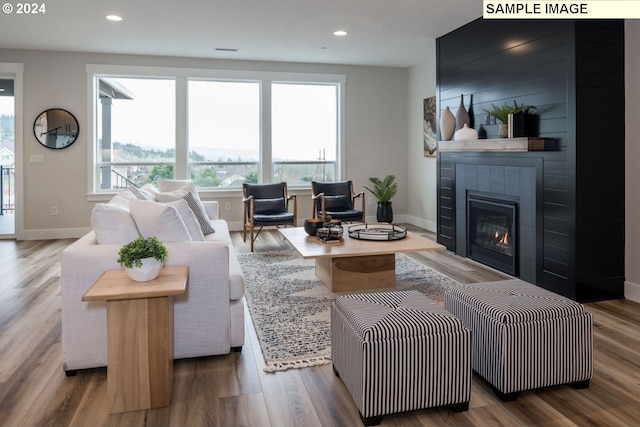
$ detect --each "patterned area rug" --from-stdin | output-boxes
[237,250,461,373]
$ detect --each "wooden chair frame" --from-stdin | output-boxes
[242,182,297,252]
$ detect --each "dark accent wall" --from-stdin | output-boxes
[436,19,625,302]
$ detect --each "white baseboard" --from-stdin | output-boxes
[227,221,244,232]
[21,227,91,240]
[625,280,640,303]
[405,215,437,233]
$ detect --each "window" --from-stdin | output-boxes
[97,77,175,190]
[188,80,260,187]
[272,83,337,184]
[89,66,345,193]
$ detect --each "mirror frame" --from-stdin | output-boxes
[33,108,79,150]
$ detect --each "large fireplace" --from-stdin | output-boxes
[467,195,517,276]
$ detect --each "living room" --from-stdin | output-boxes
[1,1,640,425]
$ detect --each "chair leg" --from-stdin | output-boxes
[243,224,247,242]
[250,224,254,252]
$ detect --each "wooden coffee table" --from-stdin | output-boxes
[279,227,444,291]
[82,266,188,413]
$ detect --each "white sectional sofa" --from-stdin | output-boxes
[60,180,245,375]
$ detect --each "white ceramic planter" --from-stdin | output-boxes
[125,257,163,282]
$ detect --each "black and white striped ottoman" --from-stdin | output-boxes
[444,279,593,401]
[331,290,471,426]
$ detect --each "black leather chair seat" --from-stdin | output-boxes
[253,212,295,225]
[322,209,363,222]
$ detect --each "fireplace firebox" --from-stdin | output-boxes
[467,195,518,276]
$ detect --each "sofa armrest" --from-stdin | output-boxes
[60,232,236,370]
[203,201,219,220]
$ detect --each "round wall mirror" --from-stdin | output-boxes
[33,108,79,149]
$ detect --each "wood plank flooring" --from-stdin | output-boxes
[1,227,639,426]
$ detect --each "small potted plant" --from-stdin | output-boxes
[117,236,168,282]
[364,175,398,223]
[483,101,536,138]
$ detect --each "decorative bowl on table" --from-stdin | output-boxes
[304,219,324,236]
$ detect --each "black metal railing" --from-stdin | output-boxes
[111,168,139,189]
[1,165,15,215]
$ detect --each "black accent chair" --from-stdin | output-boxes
[311,180,365,223]
[243,182,297,252]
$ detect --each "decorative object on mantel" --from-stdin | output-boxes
[117,236,168,282]
[423,96,437,157]
[455,94,470,130]
[347,223,407,241]
[440,106,455,141]
[363,175,398,223]
[454,123,479,141]
[483,101,536,138]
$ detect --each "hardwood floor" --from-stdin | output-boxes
[1,228,639,426]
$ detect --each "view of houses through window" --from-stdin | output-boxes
[95,72,341,192]
[0,79,15,235]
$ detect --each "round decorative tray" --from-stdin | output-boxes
[347,224,407,241]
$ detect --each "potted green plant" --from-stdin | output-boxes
[117,236,168,282]
[364,175,398,223]
[483,101,536,138]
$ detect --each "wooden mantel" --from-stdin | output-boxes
[438,137,545,152]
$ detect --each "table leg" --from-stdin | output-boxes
[315,254,396,292]
[106,296,173,413]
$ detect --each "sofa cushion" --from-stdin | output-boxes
[129,199,192,242]
[90,203,140,245]
[166,198,205,241]
[129,184,158,201]
[108,189,137,208]
[156,188,215,235]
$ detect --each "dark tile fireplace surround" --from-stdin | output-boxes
[440,155,542,286]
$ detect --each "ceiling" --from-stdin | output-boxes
[0,0,482,67]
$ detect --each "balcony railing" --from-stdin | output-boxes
[1,165,15,215]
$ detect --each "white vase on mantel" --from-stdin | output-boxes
[454,124,478,141]
[125,257,163,282]
[440,107,455,141]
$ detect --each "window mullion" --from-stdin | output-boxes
[175,77,188,179]
[260,80,272,184]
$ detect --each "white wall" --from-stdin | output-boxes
[625,21,640,303]
[0,49,407,238]
[406,42,438,232]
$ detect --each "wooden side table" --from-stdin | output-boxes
[82,266,188,414]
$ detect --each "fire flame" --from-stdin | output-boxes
[495,230,509,247]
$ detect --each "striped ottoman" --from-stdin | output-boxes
[331,290,471,426]
[444,279,593,401]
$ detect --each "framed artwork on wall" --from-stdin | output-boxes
[423,96,437,157]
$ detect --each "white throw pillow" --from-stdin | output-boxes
[129,199,192,242]
[91,203,140,245]
[156,189,215,235]
[166,198,205,241]
[129,184,158,201]
[108,189,137,208]
[157,179,198,194]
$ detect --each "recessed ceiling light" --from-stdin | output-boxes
[215,47,238,52]
[333,30,348,36]
[106,15,123,22]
